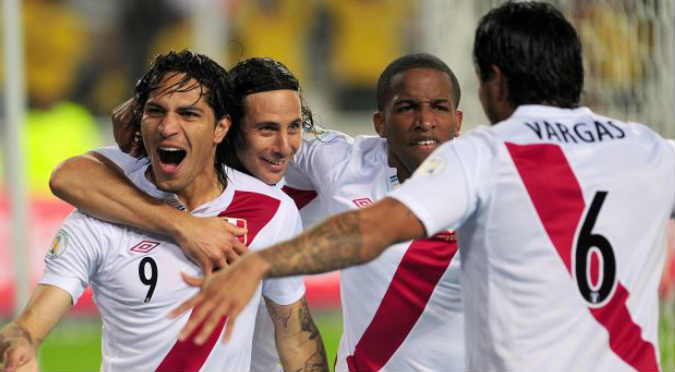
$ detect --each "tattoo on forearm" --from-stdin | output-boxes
[297,300,327,372]
[262,210,370,277]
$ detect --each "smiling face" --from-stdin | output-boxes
[374,67,463,182]
[140,73,230,208]
[234,89,302,185]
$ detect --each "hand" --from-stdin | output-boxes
[0,330,38,372]
[172,214,248,275]
[168,252,269,345]
[112,97,143,156]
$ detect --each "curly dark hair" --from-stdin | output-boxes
[222,57,313,173]
[473,1,583,108]
[132,49,234,186]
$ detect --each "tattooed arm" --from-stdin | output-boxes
[265,297,328,372]
[171,197,426,344]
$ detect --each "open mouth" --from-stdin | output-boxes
[158,147,187,169]
[412,139,439,148]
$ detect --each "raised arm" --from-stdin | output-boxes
[171,197,426,343]
[49,152,246,272]
[265,297,328,372]
[0,285,72,371]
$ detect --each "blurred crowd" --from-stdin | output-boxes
[0,0,670,196]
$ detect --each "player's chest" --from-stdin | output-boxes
[95,235,200,307]
[329,167,398,213]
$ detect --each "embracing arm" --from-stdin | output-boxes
[259,197,425,277]
[172,197,426,343]
[49,152,246,270]
[0,285,72,371]
[265,297,328,372]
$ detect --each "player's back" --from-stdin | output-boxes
[457,105,674,371]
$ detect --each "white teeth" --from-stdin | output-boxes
[415,140,437,145]
[264,158,286,166]
[159,147,183,151]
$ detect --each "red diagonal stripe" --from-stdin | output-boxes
[282,185,318,210]
[155,308,227,372]
[346,235,458,371]
[506,142,659,372]
[156,190,282,371]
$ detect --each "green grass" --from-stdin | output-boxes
[1,305,673,371]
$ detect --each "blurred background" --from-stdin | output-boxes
[0,0,673,370]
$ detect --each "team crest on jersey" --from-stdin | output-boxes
[414,155,446,177]
[130,240,160,253]
[224,217,248,245]
[48,230,69,258]
[352,197,373,208]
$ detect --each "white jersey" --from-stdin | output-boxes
[390,105,675,372]
[284,129,465,372]
[40,148,305,372]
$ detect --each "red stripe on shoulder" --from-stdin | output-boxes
[154,191,281,372]
[218,190,282,245]
[282,185,318,210]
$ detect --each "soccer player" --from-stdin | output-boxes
[49,53,467,371]
[171,3,675,372]
[0,51,327,372]
[283,53,465,371]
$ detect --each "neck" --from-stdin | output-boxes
[146,166,225,211]
[387,148,412,183]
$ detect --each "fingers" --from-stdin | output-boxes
[168,292,204,320]
[221,219,247,236]
[180,272,204,287]
[222,310,239,343]
[224,249,238,265]
[196,253,213,277]
[231,239,248,255]
[193,303,229,345]
[2,346,31,372]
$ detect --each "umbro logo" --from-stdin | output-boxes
[352,197,373,208]
[130,240,160,253]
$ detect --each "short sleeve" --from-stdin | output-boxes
[261,206,306,305]
[93,146,148,175]
[388,136,483,236]
[291,127,354,193]
[39,211,106,304]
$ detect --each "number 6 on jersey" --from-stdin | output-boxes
[574,191,617,306]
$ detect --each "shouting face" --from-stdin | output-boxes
[140,73,230,207]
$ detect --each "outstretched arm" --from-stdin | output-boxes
[49,152,246,272]
[0,285,72,371]
[171,197,426,343]
[265,297,328,372]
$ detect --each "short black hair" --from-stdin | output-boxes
[376,53,461,111]
[133,49,233,186]
[223,57,313,172]
[473,1,583,108]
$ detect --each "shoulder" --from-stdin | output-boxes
[92,146,149,175]
[227,168,299,214]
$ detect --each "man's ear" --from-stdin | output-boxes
[373,111,386,137]
[454,110,464,137]
[214,115,232,144]
[489,65,508,104]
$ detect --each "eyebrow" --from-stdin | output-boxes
[393,98,451,105]
[255,118,302,127]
